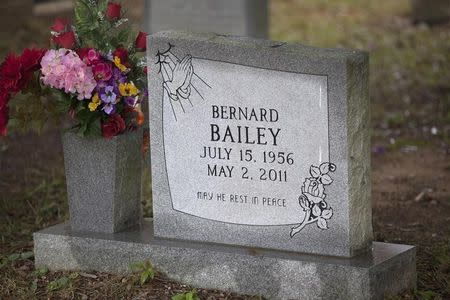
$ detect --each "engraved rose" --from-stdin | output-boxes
[291,162,337,237]
[301,178,325,204]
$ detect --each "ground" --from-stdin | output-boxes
[0,0,449,299]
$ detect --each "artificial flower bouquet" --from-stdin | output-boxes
[0,0,147,138]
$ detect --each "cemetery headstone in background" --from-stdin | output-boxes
[411,0,450,24]
[34,31,416,300]
[145,0,268,38]
[32,0,73,16]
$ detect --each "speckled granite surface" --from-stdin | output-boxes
[34,220,416,300]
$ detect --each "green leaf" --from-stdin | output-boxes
[140,270,149,285]
[20,251,34,260]
[76,108,91,122]
[85,118,102,137]
[54,91,72,113]
[130,260,155,285]
[31,279,38,292]
[7,253,20,262]
[47,276,70,291]
[172,290,200,300]
[34,266,49,276]
[0,259,7,269]
[415,290,442,300]
[77,122,88,136]
[171,294,185,300]
[139,267,155,285]
[129,262,144,272]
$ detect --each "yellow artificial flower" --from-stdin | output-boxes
[119,82,139,97]
[88,93,101,112]
[113,56,127,72]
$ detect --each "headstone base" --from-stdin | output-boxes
[34,220,416,300]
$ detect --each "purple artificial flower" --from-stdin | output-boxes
[100,85,117,115]
[98,78,119,93]
[113,67,127,84]
[102,103,116,115]
[141,88,149,103]
[100,85,117,104]
[124,96,138,107]
[95,80,107,94]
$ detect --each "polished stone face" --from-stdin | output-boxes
[148,31,372,257]
[163,58,329,226]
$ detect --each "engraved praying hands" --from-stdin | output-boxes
[157,43,211,121]
[162,54,194,101]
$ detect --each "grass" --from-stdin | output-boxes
[271,0,450,136]
[0,0,449,299]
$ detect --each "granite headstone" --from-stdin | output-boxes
[145,0,268,38]
[33,31,416,300]
[411,0,450,24]
[148,31,372,257]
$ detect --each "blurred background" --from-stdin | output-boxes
[0,0,449,298]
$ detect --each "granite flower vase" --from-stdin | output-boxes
[62,130,142,233]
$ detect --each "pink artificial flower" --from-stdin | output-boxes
[77,48,101,66]
[87,49,100,65]
[40,49,97,100]
[92,62,112,81]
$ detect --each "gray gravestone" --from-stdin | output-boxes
[411,0,450,24]
[148,31,372,257]
[33,31,416,300]
[145,0,268,38]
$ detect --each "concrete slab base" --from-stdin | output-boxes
[34,220,416,300]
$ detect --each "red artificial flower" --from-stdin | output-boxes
[0,54,22,93]
[0,49,45,96]
[51,18,69,33]
[120,106,137,129]
[20,48,46,72]
[135,31,147,51]
[143,66,148,74]
[106,2,121,20]
[52,30,76,49]
[0,105,9,137]
[113,47,128,63]
[0,91,10,110]
[102,113,126,138]
[77,48,90,60]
